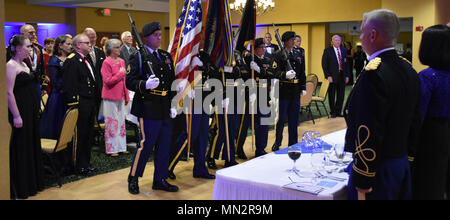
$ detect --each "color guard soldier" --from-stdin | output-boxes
[62,34,101,175]
[206,53,244,169]
[127,22,178,194]
[168,50,217,180]
[236,38,275,158]
[272,31,306,149]
[344,9,421,200]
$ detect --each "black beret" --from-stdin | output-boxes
[255,38,265,48]
[282,31,296,42]
[142,22,161,37]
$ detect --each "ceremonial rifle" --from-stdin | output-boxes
[128,13,156,78]
[272,24,293,72]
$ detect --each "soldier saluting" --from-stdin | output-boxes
[126,22,178,194]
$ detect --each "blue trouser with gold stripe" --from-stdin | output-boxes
[276,98,300,146]
[208,112,238,162]
[168,112,210,176]
[236,101,269,155]
[129,118,172,181]
[346,156,412,200]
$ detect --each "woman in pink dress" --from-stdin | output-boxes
[101,39,130,157]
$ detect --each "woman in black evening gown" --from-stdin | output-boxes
[7,35,44,199]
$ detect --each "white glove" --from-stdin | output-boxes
[146,75,160,89]
[249,93,257,105]
[191,56,203,67]
[170,107,177,119]
[188,89,195,100]
[222,98,230,110]
[177,79,188,94]
[301,90,307,96]
[250,61,260,73]
[286,70,296,80]
[224,66,233,73]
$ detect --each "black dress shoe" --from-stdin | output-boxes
[77,168,92,176]
[237,150,247,160]
[152,179,179,192]
[207,158,217,170]
[272,143,281,152]
[193,173,215,179]
[224,160,239,168]
[128,176,140,195]
[168,171,176,180]
[87,167,97,173]
[255,151,267,157]
[331,114,337,118]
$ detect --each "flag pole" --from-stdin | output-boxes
[251,42,256,152]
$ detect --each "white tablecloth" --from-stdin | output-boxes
[213,129,350,200]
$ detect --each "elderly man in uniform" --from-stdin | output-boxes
[63,33,102,175]
[271,31,306,149]
[127,22,179,194]
[344,9,421,200]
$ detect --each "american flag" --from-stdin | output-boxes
[168,0,203,83]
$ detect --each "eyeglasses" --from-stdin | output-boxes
[79,42,91,45]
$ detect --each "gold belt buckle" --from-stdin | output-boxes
[257,83,267,88]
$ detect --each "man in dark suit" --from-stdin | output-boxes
[119,31,137,70]
[264,33,280,55]
[62,33,102,175]
[344,9,421,200]
[84,28,105,109]
[321,35,350,117]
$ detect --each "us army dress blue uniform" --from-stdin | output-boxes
[207,59,243,168]
[168,51,217,180]
[126,44,178,193]
[62,52,101,174]
[236,47,275,158]
[272,32,306,147]
[344,49,421,200]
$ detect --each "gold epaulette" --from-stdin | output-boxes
[67,102,79,106]
[365,57,382,71]
[400,56,412,66]
[408,156,415,162]
[67,53,75,59]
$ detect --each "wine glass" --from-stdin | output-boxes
[334,144,345,166]
[287,145,302,173]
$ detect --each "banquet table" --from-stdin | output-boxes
[212,129,351,200]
